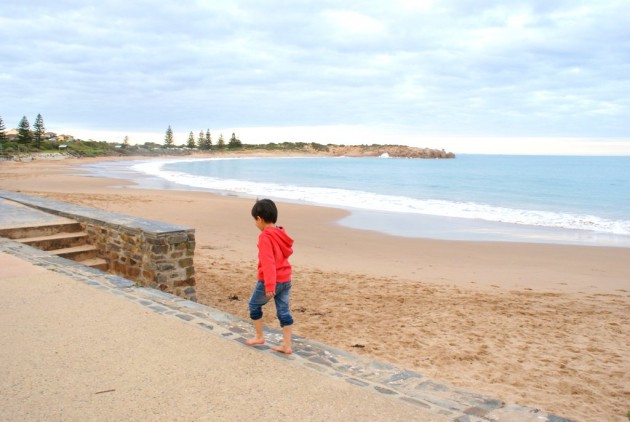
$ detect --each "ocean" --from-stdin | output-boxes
[79,155,630,247]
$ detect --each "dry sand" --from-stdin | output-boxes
[1,156,629,421]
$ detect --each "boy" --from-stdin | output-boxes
[246,199,294,354]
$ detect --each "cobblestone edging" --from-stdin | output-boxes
[0,238,576,422]
[0,192,196,301]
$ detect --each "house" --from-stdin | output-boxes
[57,134,75,142]
[5,129,18,140]
[44,131,57,141]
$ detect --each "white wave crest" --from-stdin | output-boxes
[132,159,630,236]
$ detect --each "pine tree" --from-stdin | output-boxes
[205,129,212,150]
[123,136,129,147]
[33,114,45,148]
[197,129,211,151]
[187,131,196,149]
[0,116,6,143]
[217,133,225,149]
[17,116,33,144]
[228,132,242,149]
[164,125,174,147]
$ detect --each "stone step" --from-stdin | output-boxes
[79,257,108,271]
[0,222,84,240]
[49,244,99,262]
[15,231,90,251]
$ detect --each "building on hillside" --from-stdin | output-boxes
[2,130,59,141]
[5,129,18,140]
[43,132,57,140]
[57,134,75,142]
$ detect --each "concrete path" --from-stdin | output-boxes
[0,198,75,229]
[0,250,447,421]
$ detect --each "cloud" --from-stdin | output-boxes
[1,0,629,153]
[322,9,386,38]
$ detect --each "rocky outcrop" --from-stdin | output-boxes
[326,145,455,159]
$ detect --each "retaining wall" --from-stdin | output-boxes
[0,192,196,301]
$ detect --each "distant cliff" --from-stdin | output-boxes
[215,143,456,159]
[325,144,455,159]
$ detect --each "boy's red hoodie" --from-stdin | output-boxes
[257,226,294,292]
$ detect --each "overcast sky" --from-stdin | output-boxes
[2,0,629,154]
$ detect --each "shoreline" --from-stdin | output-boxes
[75,154,630,248]
[1,155,629,421]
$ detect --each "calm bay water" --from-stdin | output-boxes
[80,155,630,247]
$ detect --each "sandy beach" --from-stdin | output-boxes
[1,155,629,421]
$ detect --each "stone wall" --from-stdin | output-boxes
[85,224,196,301]
[0,192,197,301]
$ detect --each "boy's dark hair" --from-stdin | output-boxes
[251,198,278,223]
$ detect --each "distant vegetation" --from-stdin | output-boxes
[0,116,454,159]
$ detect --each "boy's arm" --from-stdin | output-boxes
[258,235,277,293]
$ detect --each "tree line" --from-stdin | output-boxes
[163,125,243,150]
[0,115,245,152]
[0,114,47,147]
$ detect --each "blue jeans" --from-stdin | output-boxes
[248,281,293,327]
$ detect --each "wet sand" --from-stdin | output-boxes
[1,155,629,421]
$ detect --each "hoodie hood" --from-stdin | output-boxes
[261,226,294,258]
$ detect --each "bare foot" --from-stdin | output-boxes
[271,345,292,354]
[246,337,265,346]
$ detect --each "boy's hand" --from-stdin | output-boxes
[265,291,275,299]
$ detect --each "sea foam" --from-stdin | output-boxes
[132,159,630,236]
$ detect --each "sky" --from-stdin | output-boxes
[2,0,630,155]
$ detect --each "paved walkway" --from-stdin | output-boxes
[0,196,573,421]
[0,246,449,421]
[0,197,75,229]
